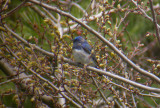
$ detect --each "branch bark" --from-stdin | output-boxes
[0,58,59,108]
[149,0,160,45]
[3,24,160,93]
[22,0,160,83]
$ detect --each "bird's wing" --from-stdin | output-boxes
[82,42,98,67]
[81,42,92,54]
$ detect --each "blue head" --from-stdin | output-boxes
[73,36,85,43]
[72,36,87,50]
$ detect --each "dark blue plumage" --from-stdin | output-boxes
[72,36,98,67]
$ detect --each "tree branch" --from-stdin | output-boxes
[149,0,160,45]
[131,0,160,29]
[29,0,160,83]
[1,0,27,19]
[0,58,58,107]
[3,24,160,93]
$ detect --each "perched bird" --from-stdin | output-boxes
[72,36,98,67]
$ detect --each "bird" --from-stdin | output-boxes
[72,36,98,67]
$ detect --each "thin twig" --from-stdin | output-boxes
[1,0,27,19]
[0,76,32,86]
[0,58,57,107]
[5,46,84,108]
[4,24,160,93]
[64,85,87,107]
[149,0,160,45]
[131,0,160,29]
[29,0,160,83]
[31,6,56,26]
[131,93,137,107]
[90,75,109,104]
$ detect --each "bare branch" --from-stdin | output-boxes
[1,0,160,107]
[90,76,109,104]
[4,46,84,108]
[31,6,56,26]
[0,58,58,107]
[131,0,160,29]
[71,2,88,16]
[1,0,27,19]
[29,0,160,83]
[131,94,137,107]
[149,0,160,45]
[4,24,160,93]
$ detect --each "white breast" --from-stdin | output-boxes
[72,49,96,67]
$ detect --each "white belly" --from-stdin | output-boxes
[72,49,96,67]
